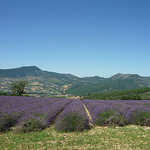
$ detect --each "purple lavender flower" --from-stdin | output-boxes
[0,96,72,132]
[54,100,90,132]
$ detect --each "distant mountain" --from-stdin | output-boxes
[0,66,42,78]
[0,66,105,96]
[0,66,150,96]
[66,73,150,95]
[110,73,141,79]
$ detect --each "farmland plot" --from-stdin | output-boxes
[82,99,150,127]
[0,96,150,133]
[0,96,72,132]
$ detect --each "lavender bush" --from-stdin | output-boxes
[102,113,127,127]
[1,96,150,132]
[141,118,150,127]
[0,112,23,132]
[0,96,72,132]
[54,100,90,132]
[0,115,9,132]
[82,99,150,127]
[15,116,49,133]
[15,99,72,132]
[82,100,119,125]
[126,106,150,125]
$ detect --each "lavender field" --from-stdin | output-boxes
[0,96,73,132]
[82,99,150,127]
[0,96,150,133]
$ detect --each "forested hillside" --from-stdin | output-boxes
[83,87,150,100]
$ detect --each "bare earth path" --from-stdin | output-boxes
[83,104,93,126]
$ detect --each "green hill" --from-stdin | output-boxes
[0,66,150,96]
[82,87,150,100]
[0,66,104,96]
[66,73,150,95]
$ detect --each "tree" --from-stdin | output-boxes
[11,80,28,96]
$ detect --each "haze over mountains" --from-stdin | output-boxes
[0,66,150,96]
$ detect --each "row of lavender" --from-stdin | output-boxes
[1,96,150,133]
[82,99,150,127]
[54,99,90,132]
[0,96,73,132]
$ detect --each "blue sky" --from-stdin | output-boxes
[0,0,150,77]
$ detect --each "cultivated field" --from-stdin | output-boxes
[0,96,150,149]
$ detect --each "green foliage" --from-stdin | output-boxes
[83,87,150,100]
[11,80,28,96]
[2,114,15,127]
[55,112,90,132]
[0,91,8,96]
[0,91,23,96]
[121,95,141,100]
[15,117,47,133]
[67,78,143,95]
[130,111,150,125]
[94,110,127,127]
[94,110,115,126]
[0,116,8,132]
[142,118,150,127]
[23,95,30,97]
[103,115,127,127]
[0,113,20,132]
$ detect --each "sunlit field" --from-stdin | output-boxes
[0,96,150,149]
[0,125,150,150]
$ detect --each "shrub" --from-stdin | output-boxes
[103,114,127,127]
[0,113,21,132]
[54,100,90,132]
[55,112,89,132]
[15,116,48,133]
[130,110,150,125]
[121,95,141,100]
[0,92,8,96]
[0,116,8,132]
[141,118,150,127]
[94,110,115,126]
